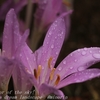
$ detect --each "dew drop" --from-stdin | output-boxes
[58,67,62,71]
[89,51,92,54]
[56,52,59,55]
[27,57,29,60]
[70,66,73,69]
[75,79,80,82]
[63,60,66,64]
[78,67,85,71]
[89,73,94,78]
[92,54,100,59]
[81,51,86,56]
[84,48,87,50]
[77,49,80,52]
[20,54,22,57]
[51,45,54,49]
[49,32,52,35]
[74,59,77,62]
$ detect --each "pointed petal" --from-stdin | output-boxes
[16,42,37,74]
[12,59,36,100]
[57,69,100,89]
[54,47,100,81]
[0,57,13,93]
[2,9,21,58]
[39,83,65,100]
[39,15,66,83]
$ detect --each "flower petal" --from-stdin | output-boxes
[2,9,21,58]
[39,14,66,83]
[12,59,35,100]
[34,0,67,29]
[57,69,100,89]
[54,47,100,81]
[39,83,65,100]
[0,57,13,94]
[16,40,37,74]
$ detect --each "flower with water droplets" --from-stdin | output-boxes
[0,9,33,100]
[18,12,100,99]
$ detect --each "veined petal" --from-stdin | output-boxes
[16,35,37,74]
[54,47,100,81]
[39,15,66,83]
[2,9,21,58]
[0,57,13,96]
[57,69,100,89]
[39,83,65,100]
[12,59,36,100]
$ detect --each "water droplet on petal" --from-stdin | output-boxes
[89,51,92,53]
[75,79,80,82]
[20,54,22,57]
[49,32,52,35]
[74,59,77,62]
[81,51,86,56]
[58,67,62,71]
[70,66,73,69]
[51,45,54,49]
[84,48,87,50]
[92,54,100,59]
[56,52,59,55]
[77,49,80,52]
[78,67,85,71]
[89,73,94,78]
[63,60,66,64]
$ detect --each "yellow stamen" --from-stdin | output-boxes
[49,68,55,81]
[63,0,71,7]
[54,75,60,86]
[48,57,53,68]
[34,69,38,79]
[37,65,42,78]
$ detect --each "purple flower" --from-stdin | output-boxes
[34,0,68,32]
[1,9,33,99]
[18,12,100,99]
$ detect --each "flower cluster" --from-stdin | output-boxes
[0,9,100,100]
[0,1,100,100]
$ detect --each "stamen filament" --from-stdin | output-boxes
[49,68,55,81]
[37,65,42,78]
[48,57,53,68]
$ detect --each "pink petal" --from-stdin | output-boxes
[12,60,35,100]
[2,9,21,58]
[54,47,100,81]
[34,0,67,29]
[39,15,66,83]
[57,69,100,89]
[0,57,13,92]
